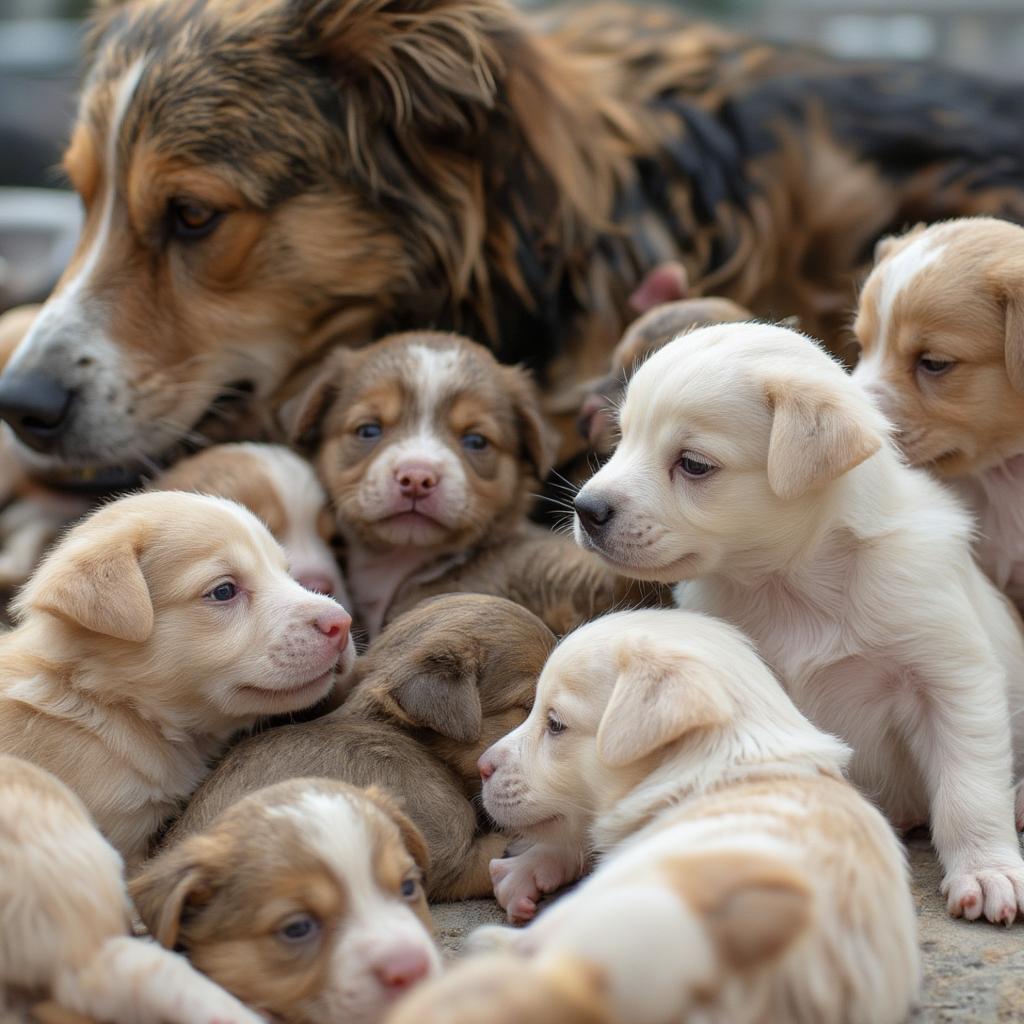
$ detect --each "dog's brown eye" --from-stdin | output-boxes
[169,199,222,239]
[917,355,955,376]
[205,582,238,602]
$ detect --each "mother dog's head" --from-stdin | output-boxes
[0,0,606,470]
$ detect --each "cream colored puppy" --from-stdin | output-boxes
[0,491,353,866]
[462,611,918,1024]
[0,754,262,1024]
[850,217,1024,606]
[574,322,1024,924]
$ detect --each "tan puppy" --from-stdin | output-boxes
[574,321,1024,924]
[0,754,262,1024]
[293,330,647,637]
[163,595,555,901]
[154,442,349,604]
[453,611,918,1024]
[0,491,353,866]
[851,217,1024,606]
[131,778,439,1024]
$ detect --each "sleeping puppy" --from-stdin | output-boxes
[0,491,353,867]
[396,610,918,1024]
[131,778,439,1024]
[163,594,555,901]
[293,330,651,637]
[0,754,261,1024]
[851,217,1024,607]
[574,321,1024,925]
[154,442,350,606]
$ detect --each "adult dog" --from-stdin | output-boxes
[1,0,1022,478]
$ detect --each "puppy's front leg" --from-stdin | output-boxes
[907,658,1024,924]
[490,834,588,924]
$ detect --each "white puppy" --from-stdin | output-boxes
[574,322,1024,924]
[0,491,353,866]
[395,610,918,1024]
[0,754,262,1024]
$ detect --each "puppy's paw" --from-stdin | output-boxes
[463,923,522,955]
[490,843,580,925]
[942,864,1024,925]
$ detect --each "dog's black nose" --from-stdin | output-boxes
[574,492,615,536]
[0,372,75,450]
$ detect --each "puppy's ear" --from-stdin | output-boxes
[364,786,431,873]
[764,375,885,501]
[872,222,925,265]
[289,348,352,451]
[503,365,557,480]
[628,262,690,314]
[996,267,1024,393]
[129,843,216,949]
[388,653,484,743]
[668,851,812,969]
[15,523,153,642]
[596,641,734,767]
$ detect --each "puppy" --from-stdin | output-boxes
[0,754,261,1024]
[293,329,652,637]
[574,321,1024,924]
[851,216,1024,606]
[131,778,440,1024]
[163,594,555,901]
[418,611,918,1024]
[0,491,353,866]
[154,442,349,605]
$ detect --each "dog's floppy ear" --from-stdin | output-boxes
[872,222,925,265]
[388,652,484,743]
[289,348,351,450]
[15,520,153,642]
[596,641,734,767]
[129,842,217,949]
[667,851,812,969]
[364,786,431,873]
[995,264,1024,393]
[503,365,557,480]
[764,374,885,501]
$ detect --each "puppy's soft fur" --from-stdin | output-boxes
[575,322,1024,924]
[131,778,440,1024]
[154,441,350,605]
[445,611,918,1024]
[294,330,651,637]
[0,754,262,1024]
[851,217,1024,606]
[0,491,353,865]
[164,594,555,901]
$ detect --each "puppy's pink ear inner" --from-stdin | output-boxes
[30,541,153,643]
[765,381,883,501]
[596,642,734,767]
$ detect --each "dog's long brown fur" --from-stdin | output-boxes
[5,0,1024,472]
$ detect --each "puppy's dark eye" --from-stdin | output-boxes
[546,712,566,736]
[917,355,955,376]
[205,582,237,602]
[401,877,418,898]
[677,452,717,478]
[461,432,488,452]
[277,914,320,945]
[169,199,222,240]
[355,422,382,440]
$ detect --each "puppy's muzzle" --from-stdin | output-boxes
[0,370,75,452]
[574,492,615,540]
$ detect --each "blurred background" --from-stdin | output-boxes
[0,0,1020,305]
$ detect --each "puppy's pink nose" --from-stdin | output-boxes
[372,947,431,992]
[395,463,439,498]
[478,756,495,780]
[314,607,351,647]
[297,572,336,596]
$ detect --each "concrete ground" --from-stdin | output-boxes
[431,830,1024,1022]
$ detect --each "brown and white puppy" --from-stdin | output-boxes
[131,778,440,1024]
[851,216,1024,606]
[0,491,353,866]
[427,611,919,1024]
[154,442,349,605]
[163,594,555,902]
[294,330,644,637]
[574,321,1024,924]
[0,754,262,1024]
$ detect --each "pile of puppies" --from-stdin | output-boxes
[3,213,1024,1024]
